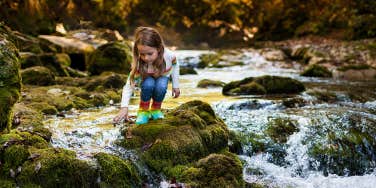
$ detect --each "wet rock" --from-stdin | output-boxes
[94,153,141,187]
[16,148,98,187]
[265,118,299,143]
[180,67,197,75]
[301,64,332,77]
[260,48,287,61]
[197,79,225,88]
[84,72,127,91]
[198,53,220,68]
[21,66,56,86]
[38,35,95,54]
[178,153,244,187]
[0,32,22,132]
[119,100,243,186]
[308,114,376,176]
[223,76,305,96]
[87,41,132,75]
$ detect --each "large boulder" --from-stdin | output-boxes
[223,76,305,96]
[119,100,244,186]
[87,42,132,75]
[0,33,22,132]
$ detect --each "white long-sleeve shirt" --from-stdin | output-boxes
[120,48,179,108]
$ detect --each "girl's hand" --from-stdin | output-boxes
[172,88,180,98]
[113,107,129,123]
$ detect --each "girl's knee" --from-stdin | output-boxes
[142,77,155,91]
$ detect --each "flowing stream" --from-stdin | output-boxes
[43,49,376,188]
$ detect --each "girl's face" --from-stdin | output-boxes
[137,45,159,64]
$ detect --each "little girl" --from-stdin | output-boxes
[113,27,180,125]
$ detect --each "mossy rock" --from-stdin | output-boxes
[27,102,58,115]
[16,148,98,188]
[21,66,55,86]
[179,153,244,188]
[20,53,42,69]
[180,67,197,75]
[119,100,229,175]
[198,53,220,68]
[197,79,225,88]
[12,104,51,140]
[223,76,305,96]
[282,97,307,108]
[87,41,132,75]
[0,34,21,132]
[38,53,71,76]
[308,114,376,176]
[94,153,141,187]
[265,118,299,143]
[301,64,332,77]
[85,72,127,91]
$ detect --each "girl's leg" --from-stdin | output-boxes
[150,76,169,120]
[136,76,155,125]
[151,76,169,109]
[140,76,155,110]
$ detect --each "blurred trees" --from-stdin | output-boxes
[0,0,374,44]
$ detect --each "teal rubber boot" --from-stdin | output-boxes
[136,110,150,125]
[150,109,164,120]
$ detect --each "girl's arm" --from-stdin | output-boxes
[171,57,180,89]
[171,57,180,98]
[120,74,135,108]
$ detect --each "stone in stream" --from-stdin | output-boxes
[223,75,305,96]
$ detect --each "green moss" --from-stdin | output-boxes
[223,76,305,96]
[198,53,221,68]
[180,154,244,188]
[228,131,245,154]
[39,53,70,77]
[301,64,332,77]
[105,90,121,103]
[1,145,29,176]
[0,36,21,132]
[180,67,197,75]
[95,153,141,187]
[308,114,376,176]
[0,178,16,188]
[17,148,98,188]
[265,118,299,143]
[197,79,225,88]
[87,42,132,75]
[254,75,305,94]
[27,102,58,115]
[239,82,267,95]
[21,66,56,86]
[119,100,231,178]
[72,96,93,109]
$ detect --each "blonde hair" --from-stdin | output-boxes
[130,27,165,81]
